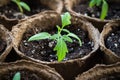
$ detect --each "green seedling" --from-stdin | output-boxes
[28,12,82,61]
[89,0,108,20]
[12,0,31,13]
[13,72,21,80]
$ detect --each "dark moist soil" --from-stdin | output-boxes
[0,0,51,19]
[1,69,43,80]
[19,25,94,62]
[0,39,7,55]
[100,74,120,80]
[105,27,120,57]
[73,1,120,20]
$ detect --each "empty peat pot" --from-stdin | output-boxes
[12,11,100,80]
[0,24,12,62]
[100,20,120,64]
[0,60,63,80]
[64,0,120,32]
[76,62,120,80]
[0,0,63,30]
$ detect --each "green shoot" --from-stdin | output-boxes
[13,72,21,80]
[11,0,31,13]
[28,12,82,61]
[89,0,108,20]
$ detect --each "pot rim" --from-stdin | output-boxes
[0,24,12,62]
[100,20,120,63]
[0,0,63,21]
[0,60,64,80]
[76,62,120,80]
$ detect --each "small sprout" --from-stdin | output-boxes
[89,0,108,20]
[28,12,82,61]
[11,0,31,13]
[13,72,21,80]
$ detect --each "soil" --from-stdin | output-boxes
[105,27,120,57]
[0,38,7,55]
[1,69,43,80]
[73,1,120,20]
[19,25,94,62]
[0,0,51,19]
[100,74,120,80]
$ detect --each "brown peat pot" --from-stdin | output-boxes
[64,0,120,32]
[0,60,64,80]
[0,0,10,7]
[0,24,12,62]
[0,0,63,30]
[12,11,100,80]
[76,62,120,80]
[100,20,120,64]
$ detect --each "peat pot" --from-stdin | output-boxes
[12,11,100,80]
[100,20,120,64]
[76,62,120,80]
[0,60,63,80]
[0,0,63,30]
[64,0,120,32]
[0,24,12,62]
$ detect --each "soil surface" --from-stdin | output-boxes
[105,27,120,57]
[100,74,120,80]
[0,38,7,55]
[19,25,94,62]
[0,0,51,19]
[1,69,43,80]
[73,1,120,20]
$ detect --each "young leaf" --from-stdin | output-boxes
[13,72,20,80]
[28,32,51,41]
[62,35,73,43]
[20,2,31,11]
[68,33,82,46]
[54,38,68,61]
[50,34,59,40]
[12,0,18,5]
[62,29,70,33]
[56,25,61,32]
[100,0,108,20]
[96,0,102,6]
[89,0,97,7]
[61,12,71,28]
[17,0,20,2]
[12,0,23,13]
[11,0,30,13]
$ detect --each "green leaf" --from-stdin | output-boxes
[20,2,31,11]
[96,0,102,6]
[12,0,23,13]
[68,33,82,46]
[89,0,97,7]
[28,32,51,41]
[61,12,71,28]
[17,0,20,2]
[54,39,60,51]
[50,34,59,40]
[12,0,18,3]
[62,35,73,43]
[56,25,61,32]
[54,38,68,61]
[13,72,20,80]
[62,29,70,33]
[100,0,108,20]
